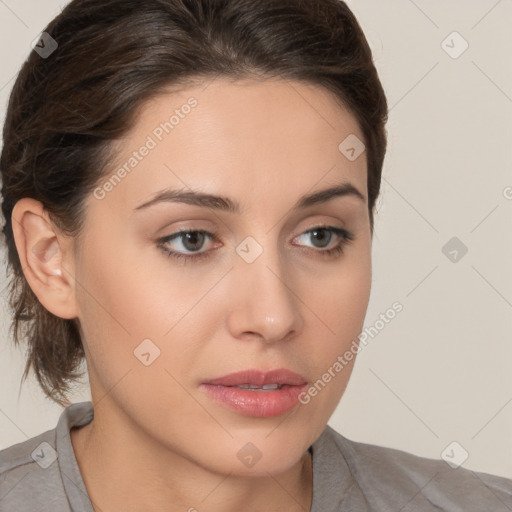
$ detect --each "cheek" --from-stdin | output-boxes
[76,226,193,338]
[73,232,167,378]
[292,257,371,445]
[74,230,220,384]
[300,246,371,384]
[308,248,371,336]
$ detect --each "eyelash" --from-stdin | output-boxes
[157,225,355,265]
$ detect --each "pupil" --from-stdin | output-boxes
[312,228,331,248]
[184,232,204,251]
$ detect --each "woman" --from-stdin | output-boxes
[0,0,510,510]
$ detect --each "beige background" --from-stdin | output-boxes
[0,0,511,479]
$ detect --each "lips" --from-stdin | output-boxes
[200,368,308,417]
[203,368,308,388]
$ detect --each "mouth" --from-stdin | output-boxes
[200,368,308,417]
[224,383,288,391]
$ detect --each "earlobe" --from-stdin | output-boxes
[11,198,78,320]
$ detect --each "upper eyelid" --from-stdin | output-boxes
[161,224,346,238]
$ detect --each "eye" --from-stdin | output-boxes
[157,225,355,265]
[292,225,354,258]
[157,229,218,264]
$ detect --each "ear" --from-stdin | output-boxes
[11,198,79,320]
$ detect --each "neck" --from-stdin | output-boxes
[70,404,314,512]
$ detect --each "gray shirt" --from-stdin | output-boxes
[0,401,511,511]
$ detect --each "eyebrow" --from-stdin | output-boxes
[133,181,365,214]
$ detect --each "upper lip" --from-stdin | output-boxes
[203,369,307,387]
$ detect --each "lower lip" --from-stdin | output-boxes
[200,384,307,417]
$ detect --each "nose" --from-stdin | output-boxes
[226,242,304,343]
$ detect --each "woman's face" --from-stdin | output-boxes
[72,77,372,476]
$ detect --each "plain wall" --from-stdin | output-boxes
[0,0,511,479]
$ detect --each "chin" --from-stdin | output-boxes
[206,434,310,478]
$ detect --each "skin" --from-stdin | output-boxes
[12,77,372,512]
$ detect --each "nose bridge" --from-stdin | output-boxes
[229,231,302,342]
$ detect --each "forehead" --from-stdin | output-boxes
[96,77,367,216]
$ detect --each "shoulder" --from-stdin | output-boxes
[0,427,69,511]
[315,425,512,511]
[0,402,93,512]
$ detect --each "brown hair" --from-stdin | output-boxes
[0,0,388,407]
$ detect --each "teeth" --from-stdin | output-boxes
[235,383,281,390]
